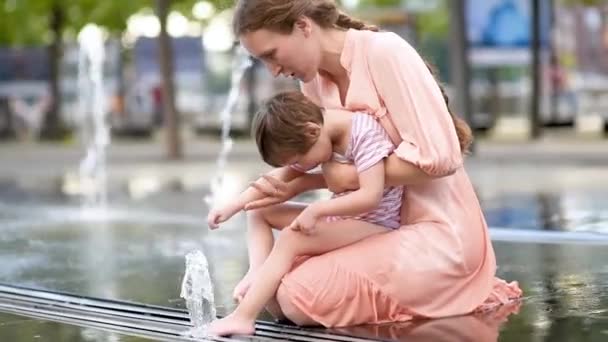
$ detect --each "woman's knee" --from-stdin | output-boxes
[276,285,318,326]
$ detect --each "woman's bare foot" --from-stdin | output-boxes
[233,270,256,302]
[208,312,255,336]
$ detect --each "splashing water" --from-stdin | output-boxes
[180,250,216,338]
[77,24,110,210]
[204,47,253,207]
[185,46,252,338]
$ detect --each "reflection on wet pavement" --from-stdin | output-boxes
[481,190,608,233]
[0,178,607,341]
[329,301,522,342]
[0,312,151,341]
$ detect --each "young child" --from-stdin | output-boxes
[206,91,403,336]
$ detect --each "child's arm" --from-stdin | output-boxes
[287,161,385,232]
[207,166,304,229]
[315,162,385,217]
[244,172,327,210]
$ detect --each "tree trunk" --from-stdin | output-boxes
[448,0,475,153]
[41,3,67,140]
[156,0,182,159]
[530,0,543,139]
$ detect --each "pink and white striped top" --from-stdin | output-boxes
[294,113,403,229]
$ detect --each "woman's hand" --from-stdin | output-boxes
[322,161,359,193]
[244,175,293,210]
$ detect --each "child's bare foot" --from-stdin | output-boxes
[208,312,255,336]
[233,270,256,302]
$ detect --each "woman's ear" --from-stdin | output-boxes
[294,16,312,37]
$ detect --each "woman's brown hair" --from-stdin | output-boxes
[234,0,473,154]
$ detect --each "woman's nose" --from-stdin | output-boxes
[265,61,282,77]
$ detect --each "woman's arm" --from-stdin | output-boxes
[322,154,436,194]
[368,32,464,177]
[383,154,439,186]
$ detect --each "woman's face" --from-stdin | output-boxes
[240,20,320,82]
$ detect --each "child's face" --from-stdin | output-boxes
[286,128,333,169]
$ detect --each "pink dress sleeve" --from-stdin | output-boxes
[368,32,463,177]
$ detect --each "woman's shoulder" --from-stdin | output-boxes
[353,30,425,82]
[364,31,414,60]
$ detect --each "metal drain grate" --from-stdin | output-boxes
[0,283,382,341]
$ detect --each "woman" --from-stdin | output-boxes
[229,0,521,329]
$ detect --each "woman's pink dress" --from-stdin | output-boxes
[277,29,522,327]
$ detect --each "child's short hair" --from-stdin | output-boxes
[252,91,324,167]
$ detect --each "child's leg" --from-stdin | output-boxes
[245,202,307,273]
[234,202,306,318]
[210,219,387,336]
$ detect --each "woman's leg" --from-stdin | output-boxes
[275,285,318,326]
[234,202,306,319]
[209,219,387,336]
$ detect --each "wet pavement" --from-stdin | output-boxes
[0,312,150,342]
[0,186,607,341]
[0,139,607,341]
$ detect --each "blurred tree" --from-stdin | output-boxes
[173,0,235,17]
[414,1,449,42]
[150,0,234,159]
[562,0,606,5]
[156,0,182,159]
[359,0,401,7]
[0,0,147,139]
[0,0,230,158]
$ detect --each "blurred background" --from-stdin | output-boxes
[0,0,607,341]
[0,0,606,146]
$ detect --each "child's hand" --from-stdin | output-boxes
[288,205,321,234]
[207,206,237,229]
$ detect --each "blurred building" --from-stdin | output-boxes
[0,47,50,138]
[122,36,205,134]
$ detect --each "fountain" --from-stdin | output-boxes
[76,24,110,210]
[204,46,253,207]
[180,250,216,337]
[62,26,255,337]
[178,45,253,337]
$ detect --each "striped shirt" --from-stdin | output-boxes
[294,113,403,229]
